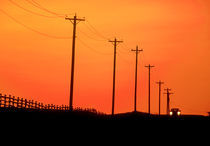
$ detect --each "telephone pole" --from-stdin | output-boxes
[65,14,85,110]
[156,80,164,115]
[131,46,143,112]
[109,38,123,115]
[164,88,173,115]
[145,64,155,114]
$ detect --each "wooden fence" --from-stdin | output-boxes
[0,93,69,111]
[0,93,104,114]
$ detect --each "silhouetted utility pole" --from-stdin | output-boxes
[109,38,123,115]
[131,46,143,112]
[164,88,173,115]
[156,80,164,115]
[145,64,155,114]
[65,14,85,110]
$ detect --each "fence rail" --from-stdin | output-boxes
[0,93,104,114]
[0,93,70,111]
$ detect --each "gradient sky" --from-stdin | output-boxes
[0,0,209,115]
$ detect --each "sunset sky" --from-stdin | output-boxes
[0,0,209,115]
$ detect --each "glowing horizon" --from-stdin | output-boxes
[0,0,209,115]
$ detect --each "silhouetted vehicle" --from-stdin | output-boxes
[170,108,181,116]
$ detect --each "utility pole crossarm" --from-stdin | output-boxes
[65,16,85,22]
[65,17,85,21]
[131,49,143,52]
[156,81,164,85]
[164,88,173,94]
[108,40,123,43]
[145,65,155,68]
[164,92,174,95]
[108,39,123,46]
[131,46,143,52]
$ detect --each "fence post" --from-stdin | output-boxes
[29,100,32,109]
[20,98,23,109]
[31,100,34,109]
[38,102,41,110]
[20,98,22,108]
[35,101,37,109]
[30,100,32,109]
[3,95,7,108]
[8,95,12,108]
[17,97,20,108]
[41,103,44,110]
[0,93,2,108]
[43,104,45,110]
[24,99,27,109]
[12,96,15,107]
[50,104,53,110]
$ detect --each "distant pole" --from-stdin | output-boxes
[109,38,123,115]
[131,46,143,112]
[65,14,85,110]
[145,64,155,114]
[164,88,173,115]
[156,80,164,115]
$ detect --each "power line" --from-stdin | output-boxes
[8,0,59,18]
[0,9,71,39]
[117,43,133,54]
[78,38,112,55]
[79,23,131,54]
[117,53,133,64]
[119,43,133,53]
[120,43,129,49]
[78,28,106,42]
[85,20,109,40]
[30,0,41,6]
[117,44,131,54]
[118,47,131,54]
[25,0,74,17]
[83,22,108,41]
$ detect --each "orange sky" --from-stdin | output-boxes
[0,0,209,115]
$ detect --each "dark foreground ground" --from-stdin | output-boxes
[0,107,209,121]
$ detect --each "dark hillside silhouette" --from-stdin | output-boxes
[0,93,209,120]
[1,107,209,121]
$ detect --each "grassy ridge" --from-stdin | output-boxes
[0,107,209,121]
